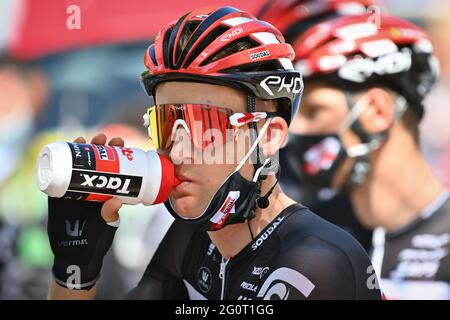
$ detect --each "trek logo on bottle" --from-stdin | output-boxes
[68,169,142,197]
[95,145,112,161]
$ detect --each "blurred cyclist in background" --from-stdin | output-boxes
[0,54,52,298]
[283,12,449,299]
[258,0,376,250]
[421,15,450,190]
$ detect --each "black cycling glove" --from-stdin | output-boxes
[47,197,119,290]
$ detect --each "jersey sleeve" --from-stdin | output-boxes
[125,220,198,299]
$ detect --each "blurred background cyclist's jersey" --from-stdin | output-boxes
[372,191,450,299]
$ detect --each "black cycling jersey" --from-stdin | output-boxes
[372,191,450,299]
[126,203,382,300]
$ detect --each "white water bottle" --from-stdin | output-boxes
[36,142,180,205]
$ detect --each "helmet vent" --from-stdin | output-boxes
[182,25,231,68]
[148,45,157,66]
[200,37,260,67]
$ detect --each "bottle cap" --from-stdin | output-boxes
[36,142,73,198]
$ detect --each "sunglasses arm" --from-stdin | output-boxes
[229,112,279,127]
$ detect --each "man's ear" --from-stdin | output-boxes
[262,116,289,158]
[358,88,396,134]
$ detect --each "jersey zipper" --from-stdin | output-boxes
[219,257,229,300]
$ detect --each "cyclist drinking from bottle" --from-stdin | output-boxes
[47,6,382,300]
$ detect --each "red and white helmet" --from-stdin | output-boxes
[141,6,303,125]
[293,13,440,118]
[258,0,374,43]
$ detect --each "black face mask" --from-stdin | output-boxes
[164,170,262,232]
[282,133,348,190]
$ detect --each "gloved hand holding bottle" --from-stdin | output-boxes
[40,133,179,297]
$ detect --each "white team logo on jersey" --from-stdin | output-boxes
[257,267,315,299]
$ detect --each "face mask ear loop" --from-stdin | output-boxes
[339,93,370,134]
[344,94,409,158]
[253,158,272,182]
[248,158,272,220]
[234,119,272,222]
[234,115,273,173]
[342,93,409,191]
[340,91,378,190]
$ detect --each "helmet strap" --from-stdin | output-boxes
[247,95,262,170]
[242,95,280,219]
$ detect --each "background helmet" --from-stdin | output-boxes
[258,0,374,44]
[293,13,440,118]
